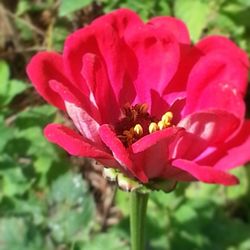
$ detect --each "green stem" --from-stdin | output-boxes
[130,190,149,250]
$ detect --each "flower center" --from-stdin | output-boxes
[115,103,173,147]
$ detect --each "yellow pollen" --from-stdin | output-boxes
[133,124,143,136]
[161,112,173,124]
[149,122,158,133]
[158,120,165,130]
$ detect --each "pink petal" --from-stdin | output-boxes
[172,159,239,186]
[197,35,249,69]
[148,16,190,44]
[126,24,180,104]
[81,53,120,123]
[170,132,207,161]
[91,8,142,37]
[63,26,97,95]
[178,110,240,146]
[161,165,195,182]
[131,127,183,154]
[131,127,184,179]
[99,124,148,182]
[163,45,202,94]
[64,19,137,107]
[49,80,82,106]
[149,90,170,119]
[26,52,70,110]
[184,52,247,118]
[198,120,250,171]
[64,102,101,144]
[44,124,112,160]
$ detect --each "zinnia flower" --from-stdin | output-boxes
[27,9,250,186]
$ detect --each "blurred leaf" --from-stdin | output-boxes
[103,0,171,19]
[0,61,28,106]
[226,167,248,200]
[15,20,34,41]
[52,26,69,51]
[34,156,53,174]
[237,0,250,7]
[48,172,95,242]
[59,0,93,16]
[16,0,30,15]
[0,61,10,105]
[49,172,88,204]
[82,231,129,250]
[0,217,43,250]
[12,195,47,225]
[174,0,210,41]
[0,116,14,152]
[115,189,130,216]
[0,217,28,250]
[0,60,9,86]
[3,79,28,105]
[0,163,32,197]
[15,105,56,130]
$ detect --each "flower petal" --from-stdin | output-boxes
[91,8,142,37]
[27,52,69,110]
[172,159,239,186]
[64,18,137,107]
[44,124,112,160]
[64,102,101,144]
[197,35,249,69]
[81,53,120,123]
[131,127,184,179]
[131,127,183,154]
[184,52,246,118]
[178,110,240,146]
[126,24,180,104]
[99,124,148,182]
[163,45,202,94]
[197,120,250,171]
[148,16,190,44]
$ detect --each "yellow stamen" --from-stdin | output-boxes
[149,122,158,133]
[133,124,143,136]
[158,120,165,130]
[159,111,173,128]
[161,112,173,124]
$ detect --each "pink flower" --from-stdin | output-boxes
[27,9,250,186]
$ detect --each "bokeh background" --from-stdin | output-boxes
[0,0,250,249]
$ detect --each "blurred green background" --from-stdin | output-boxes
[0,0,250,249]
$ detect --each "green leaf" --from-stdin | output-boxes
[59,0,93,16]
[48,172,95,242]
[0,61,10,104]
[174,0,210,42]
[3,79,28,105]
[82,231,129,250]
[0,217,28,250]
[0,217,45,250]
[116,189,130,216]
[0,61,9,84]
[16,0,30,15]
[52,26,69,51]
[0,116,14,152]
[15,105,56,130]
[0,60,28,106]
[0,164,32,197]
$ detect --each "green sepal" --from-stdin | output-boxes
[103,168,176,193]
[147,179,177,193]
